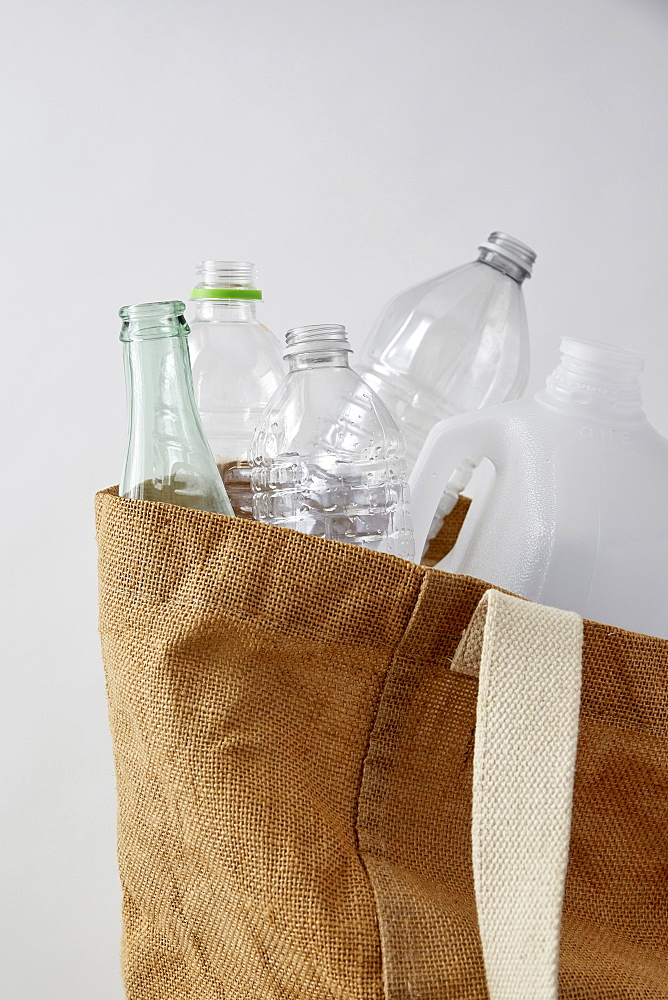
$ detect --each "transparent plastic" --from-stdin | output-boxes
[188,261,284,517]
[120,300,233,515]
[356,232,535,526]
[250,325,415,560]
[410,337,668,638]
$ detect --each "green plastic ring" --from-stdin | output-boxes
[190,288,262,300]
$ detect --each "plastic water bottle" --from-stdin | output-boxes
[250,324,415,560]
[188,261,284,517]
[410,336,668,638]
[119,300,234,515]
[356,232,536,525]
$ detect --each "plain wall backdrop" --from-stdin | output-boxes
[1,1,667,996]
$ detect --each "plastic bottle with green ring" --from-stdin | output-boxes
[188,261,284,518]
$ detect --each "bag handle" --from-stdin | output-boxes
[453,589,584,1000]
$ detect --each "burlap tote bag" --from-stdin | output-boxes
[95,487,668,1000]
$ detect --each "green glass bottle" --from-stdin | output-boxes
[119,300,234,515]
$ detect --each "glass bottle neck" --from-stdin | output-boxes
[288,350,352,372]
[123,334,201,427]
[121,334,232,512]
[192,299,258,323]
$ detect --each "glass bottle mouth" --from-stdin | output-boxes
[191,260,262,300]
[119,300,185,321]
[283,324,353,359]
[119,300,189,341]
[478,231,537,279]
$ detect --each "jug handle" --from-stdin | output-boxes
[409,411,503,560]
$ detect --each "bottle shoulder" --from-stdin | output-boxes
[359,262,528,415]
[443,398,668,486]
[190,318,282,352]
[253,365,406,458]
[366,259,519,329]
[189,319,284,405]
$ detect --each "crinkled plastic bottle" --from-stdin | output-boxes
[410,337,668,638]
[357,232,536,526]
[250,324,415,560]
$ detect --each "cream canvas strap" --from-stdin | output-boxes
[453,589,584,1000]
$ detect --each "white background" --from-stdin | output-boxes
[1,1,667,996]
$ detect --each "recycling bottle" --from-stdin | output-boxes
[188,261,284,517]
[250,324,415,560]
[410,337,668,638]
[120,300,233,515]
[357,231,536,526]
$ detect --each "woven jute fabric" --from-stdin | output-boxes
[96,487,668,1000]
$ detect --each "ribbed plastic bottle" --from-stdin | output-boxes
[188,261,284,517]
[250,324,415,560]
[119,300,234,515]
[356,232,536,521]
[409,337,668,638]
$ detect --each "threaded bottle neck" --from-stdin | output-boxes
[477,231,536,283]
[284,324,353,370]
[538,336,645,419]
[191,260,262,301]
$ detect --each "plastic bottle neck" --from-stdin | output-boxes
[190,260,262,322]
[284,324,354,372]
[193,299,258,322]
[477,231,536,285]
[536,337,646,422]
[288,350,351,371]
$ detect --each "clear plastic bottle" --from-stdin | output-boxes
[250,324,415,560]
[410,337,668,638]
[120,300,234,515]
[357,232,536,520]
[188,261,284,517]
